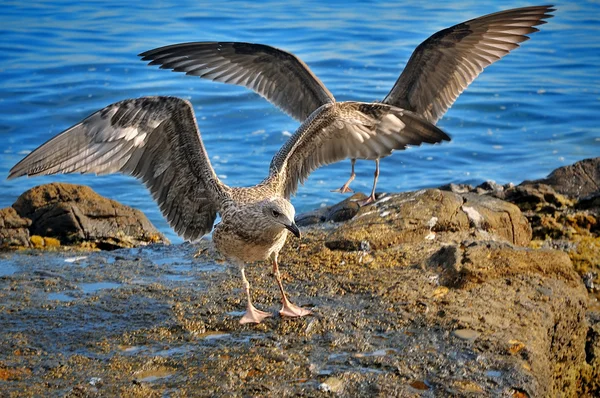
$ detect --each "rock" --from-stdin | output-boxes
[475,180,505,197]
[581,313,600,394]
[522,157,600,199]
[294,207,327,227]
[501,177,599,289]
[452,329,480,342]
[295,193,366,227]
[324,189,531,251]
[319,376,344,393]
[430,240,581,289]
[10,183,167,249]
[0,207,31,249]
[0,159,598,396]
[504,183,573,212]
[439,183,474,194]
[577,192,600,211]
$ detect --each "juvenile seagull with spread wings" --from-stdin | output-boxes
[8,97,449,324]
[139,5,554,204]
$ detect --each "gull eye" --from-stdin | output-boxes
[272,209,281,217]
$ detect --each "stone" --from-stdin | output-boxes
[0,159,598,396]
[11,183,167,249]
[504,183,573,212]
[523,157,600,199]
[439,183,474,194]
[452,329,480,342]
[295,193,366,227]
[324,189,531,252]
[0,207,31,249]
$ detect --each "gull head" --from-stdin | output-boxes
[261,197,300,238]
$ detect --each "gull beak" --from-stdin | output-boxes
[286,222,301,238]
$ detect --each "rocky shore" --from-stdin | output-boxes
[0,158,598,396]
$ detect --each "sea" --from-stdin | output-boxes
[1,0,599,243]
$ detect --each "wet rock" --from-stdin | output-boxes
[319,376,344,393]
[0,207,31,249]
[577,192,600,211]
[295,193,366,227]
[326,193,365,223]
[294,207,327,227]
[582,314,600,394]
[504,183,573,212]
[11,183,167,249]
[452,329,480,342]
[501,176,599,287]
[475,180,505,197]
[431,241,580,289]
[0,158,598,396]
[324,189,531,251]
[523,157,600,199]
[439,182,474,194]
[583,272,598,292]
[440,181,514,198]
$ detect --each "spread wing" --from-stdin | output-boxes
[383,5,554,123]
[140,42,334,122]
[8,96,227,241]
[267,102,451,198]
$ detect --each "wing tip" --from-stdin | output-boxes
[7,161,31,180]
[6,170,19,180]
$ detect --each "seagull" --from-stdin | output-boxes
[8,96,450,324]
[139,5,554,205]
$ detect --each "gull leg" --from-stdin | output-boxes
[331,159,356,194]
[239,267,271,324]
[272,254,311,318]
[359,159,379,206]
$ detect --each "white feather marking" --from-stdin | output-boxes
[133,133,147,147]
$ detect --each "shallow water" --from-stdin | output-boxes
[1,1,599,243]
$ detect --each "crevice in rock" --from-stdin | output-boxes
[69,205,88,240]
[585,325,598,365]
[504,209,517,245]
[449,195,466,222]
[580,165,600,191]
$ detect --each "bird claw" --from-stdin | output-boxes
[331,185,354,194]
[280,298,312,318]
[239,304,272,324]
[358,194,376,206]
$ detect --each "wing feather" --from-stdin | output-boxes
[267,102,451,198]
[8,96,227,241]
[384,5,554,123]
[140,42,335,122]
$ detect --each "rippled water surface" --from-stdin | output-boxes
[1,1,599,242]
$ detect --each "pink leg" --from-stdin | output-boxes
[359,159,379,206]
[239,267,271,324]
[331,159,356,194]
[272,255,311,318]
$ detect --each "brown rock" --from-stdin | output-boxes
[522,157,600,199]
[430,240,580,289]
[11,183,167,249]
[324,189,531,251]
[421,241,588,397]
[295,193,366,227]
[504,183,573,212]
[581,314,600,394]
[461,192,532,246]
[0,207,31,249]
[0,182,595,396]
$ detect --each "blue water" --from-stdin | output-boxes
[1,1,599,243]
